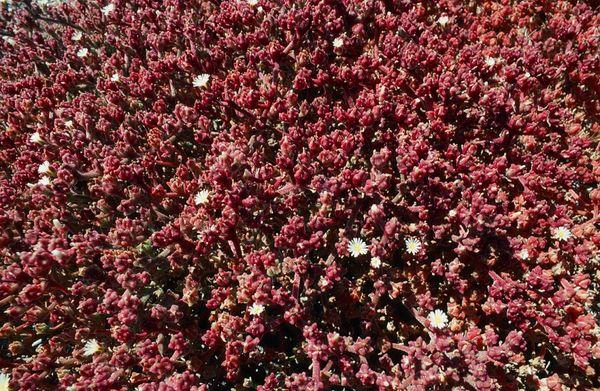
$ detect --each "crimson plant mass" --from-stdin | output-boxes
[0,0,599,389]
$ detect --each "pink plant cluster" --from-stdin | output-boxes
[1,0,599,389]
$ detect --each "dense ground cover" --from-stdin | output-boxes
[0,0,599,389]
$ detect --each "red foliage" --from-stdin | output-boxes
[0,0,599,389]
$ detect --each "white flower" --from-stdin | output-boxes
[249,303,264,316]
[110,73,120,82]
[83,339,101,356]
[485,57,496,67]
[38,161,51,174]
[38,176,51,187]
[101,3,115,15]
[348,238,368,257]
[77,48,89,58]
[65,120,73,127]
[30,132,43,144]
[192,74,210,88]
[427,309,448,329]
[0,373,9,391]
[405,237,422,255]
[519,249,529,260]
[247,0,258,5]
[2,35,15,46]
[72,31,83,41]
[318,277,328,288]
[51,249,65,260]
[194,189,210,205]
[370,257,381,268]
[437,15,449,26]
[554,226,572,242]
[333,37,344,48]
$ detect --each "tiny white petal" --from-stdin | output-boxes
[3,36,15,46]
[38,161,51,174]
[72,31,83,41]
[427,309,448,329]
[249,303,264,316]
[348,238,368,257]
[101,3,115,15]
[192,74,210,88]
[405,237,422,255]
[437,15,449,26]
[0,373,10,391]
[38,176,51,187]
[77,48,89,58]
[51,249,65,259]
[370,257,381,268]
[83,339,101,356]
[247,0,258,5]
[519,249,529,260]
[64,120,73,128]
[30,132,43,144]
[333,37,344,48]
[485,57,496,67]
[194,189,210,205]
[553,226,572,242]
[110,73,120,82]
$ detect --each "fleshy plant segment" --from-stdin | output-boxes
[0,0,598,390]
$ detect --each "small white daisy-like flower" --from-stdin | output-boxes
[51,249,65,260]
[0,373,9,391]
[553,226,572,242]
[192,74,210,88]
[333,37,344,48]
[405,237,422,255]
[427,309,449,329]
[247,0,258,6]
[83,339,101,356]
[38,176,51,187]
[348,238,368,257]
[318,276,328,288]
[101,3,115,15]
[2,36,15,46]
[76,48,89,58]
[370,257,382,268]
[110,73,120,82]
[249,302,264,316]
[38,161,51,174]
[72,30,83,41]
[485,57,496,67]
[194,189,210,205]
[437,15,449,26]
[30,132,43,144]
[519,249,529,260]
